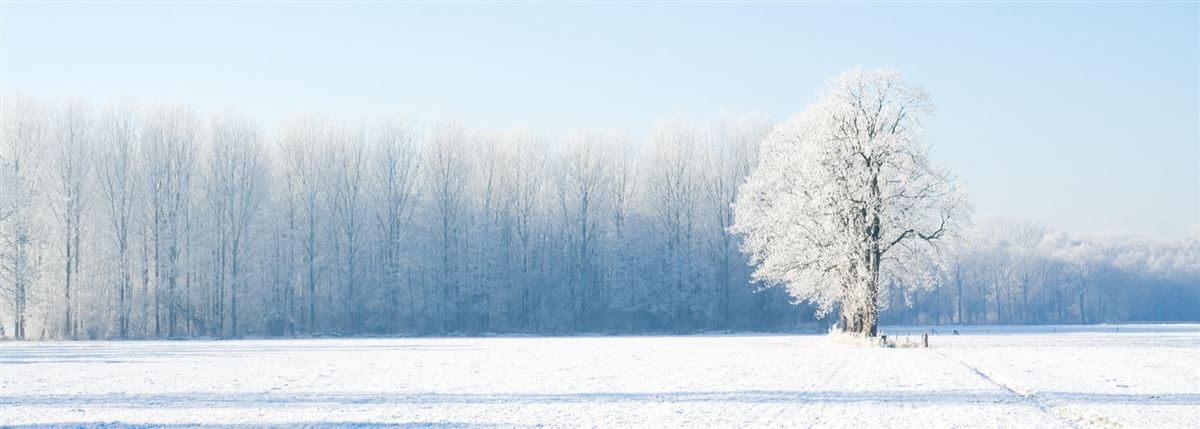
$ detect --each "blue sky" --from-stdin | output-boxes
[2,2,1197,240]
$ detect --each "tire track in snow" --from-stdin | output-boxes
[932,349,1086,429]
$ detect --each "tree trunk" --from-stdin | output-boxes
[864,280,879,337]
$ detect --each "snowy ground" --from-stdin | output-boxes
[2,325,1197,428]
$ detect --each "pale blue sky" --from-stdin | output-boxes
[2,2,1197,240]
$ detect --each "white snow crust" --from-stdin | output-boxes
[2,324,1197,428]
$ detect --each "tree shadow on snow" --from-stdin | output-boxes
[0,344,481,365]
[4,389,1198,408]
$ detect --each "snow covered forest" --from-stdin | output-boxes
[1,92,1197,340]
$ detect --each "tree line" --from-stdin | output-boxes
[1,94,808,339]
[1,93,1196,339]
[881,220,1199,326]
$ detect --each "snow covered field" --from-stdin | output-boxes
[2,325,1198,428]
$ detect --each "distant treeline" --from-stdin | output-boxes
[881,222,1199,326]
[1,94,1196,339]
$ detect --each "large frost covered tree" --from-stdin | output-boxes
[732,68,968,337]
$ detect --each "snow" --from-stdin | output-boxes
[2,325,1197,428]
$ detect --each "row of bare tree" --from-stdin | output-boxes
[2,95,1195,339]
[881,221,1200,326]
[1,95,808,339]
